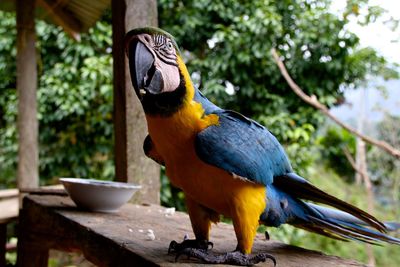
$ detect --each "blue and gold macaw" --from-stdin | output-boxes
[125,27,400,265]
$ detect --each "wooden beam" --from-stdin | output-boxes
[112,0,128,191]
[0,198,18,224]
[0,189,18,200]
[37,0,81,41]
[16,0,39,193]
[112,0,160,204]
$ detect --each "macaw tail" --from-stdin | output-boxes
[272,172,400,245]
[299,203,400,244]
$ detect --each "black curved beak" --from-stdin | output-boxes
[127,38,164,97]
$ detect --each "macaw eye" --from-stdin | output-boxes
[166,41,174,51]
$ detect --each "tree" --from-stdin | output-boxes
[0,10,115,187]
[318,126,356,182]
[0,10,17,188]
[158,0,394,171]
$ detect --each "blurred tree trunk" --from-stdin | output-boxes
[112,0,160,204]
[355,89,375,267]
[16,0,39,194]
[355,89,366,185]
[358,139,376,267]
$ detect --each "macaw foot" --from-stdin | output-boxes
[176,249,276,266]
[168,235,213,254]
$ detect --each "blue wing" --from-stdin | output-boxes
[194,105,292,186]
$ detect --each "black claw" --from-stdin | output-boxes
[252,253,276,266]
[168,240,178,254]
[265,231,270,240]
[269,255,277,266]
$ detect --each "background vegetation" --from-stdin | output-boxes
[0,0,399,266]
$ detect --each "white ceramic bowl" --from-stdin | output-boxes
[60,178,141,213]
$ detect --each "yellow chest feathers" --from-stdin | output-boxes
[145,100,218,161]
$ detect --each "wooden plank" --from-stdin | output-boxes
[37,0,81,40]
[0,185,65,223]
[112,0,160,204]
[112,0,128,186]
[20,184,67,196]
[17,195,365,267]
[0,189,18,199]
[0,198,18,223]
[0,185,64,199]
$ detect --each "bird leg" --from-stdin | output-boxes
[169,197,217,253]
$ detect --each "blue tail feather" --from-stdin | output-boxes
[306,208,400,245]
[261,173,400,246]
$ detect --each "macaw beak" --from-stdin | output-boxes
[127,38,163,97]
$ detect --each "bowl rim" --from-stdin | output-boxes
[60,177,142,190]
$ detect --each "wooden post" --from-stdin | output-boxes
[112,0,160,204]
[16,0,39,193]
[16,199,49,267]
[0,223,6,267]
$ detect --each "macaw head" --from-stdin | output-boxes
[125,27,192,115]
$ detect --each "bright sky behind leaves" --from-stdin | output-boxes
[331,0,400,64]
[330,0,400,124]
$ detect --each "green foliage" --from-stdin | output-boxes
[343,0,387,26]
[317,126,356,182]
[0,11,114,187]
[346,47,399,84]
[36,16,114,183]
[0,11,18,188]
[160,167,186,211]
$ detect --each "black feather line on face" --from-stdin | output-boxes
[142,73,186,116]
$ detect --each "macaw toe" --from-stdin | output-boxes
[168,236,213,255]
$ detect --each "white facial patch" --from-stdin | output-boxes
[154,59,180,93]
